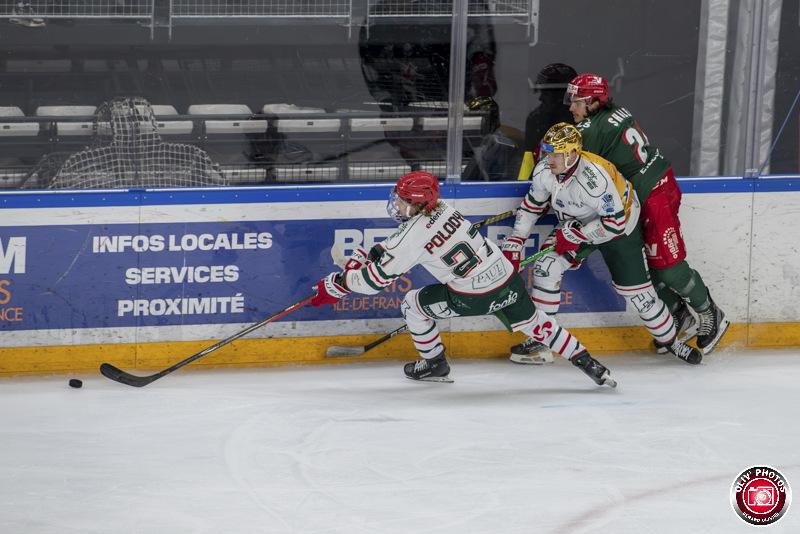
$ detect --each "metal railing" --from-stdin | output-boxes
[0,0,154,18]
[170,0,351,18]
[366,0,530,17]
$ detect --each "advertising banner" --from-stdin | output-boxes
[0,212,623,332]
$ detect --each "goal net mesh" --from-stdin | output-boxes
[47,97,227,189]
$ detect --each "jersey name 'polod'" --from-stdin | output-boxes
[512,151,640,244]
[343,201,514,296]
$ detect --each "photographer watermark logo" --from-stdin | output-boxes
[730,465,791,526]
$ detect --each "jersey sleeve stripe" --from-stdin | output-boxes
[362,263,389,291]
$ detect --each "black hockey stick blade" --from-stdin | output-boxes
[100,363,161,388]
[325,345,366,357]
[325,325,409,358]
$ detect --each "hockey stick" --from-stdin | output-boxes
[470,210,514,230]
[520,245,555,268]
[100,294,315,387]
[326,324,409,357]
[325,242,552,360]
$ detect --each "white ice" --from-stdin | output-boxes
[1,349,799,534]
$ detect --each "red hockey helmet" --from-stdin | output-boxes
[395,171,440,211]
[564,73,610,106]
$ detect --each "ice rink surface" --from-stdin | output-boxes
[1,349,799,534]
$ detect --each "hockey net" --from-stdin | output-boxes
[45,97,227,189]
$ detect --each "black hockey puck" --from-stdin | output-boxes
[68,378,83,388]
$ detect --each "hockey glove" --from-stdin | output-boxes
[554,220,588,256]
[310,272,350,307]
[344,247,369,272]
[500,236,525,272]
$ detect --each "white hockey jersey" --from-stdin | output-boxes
[512,150,640,244]
[344,201,514,296]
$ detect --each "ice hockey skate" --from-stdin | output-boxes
[654,302,698,354]
[509,338,555,364]
[656,337,702,365]
[695,295,729,355]
[571,352,617,388]
[404,353,453,383]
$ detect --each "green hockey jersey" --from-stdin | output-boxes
[576,105,671,202]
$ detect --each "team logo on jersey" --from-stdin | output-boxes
[663,227,680,259]
[488,289,518,313]
[601,193,615,214]
[730,466,791,526]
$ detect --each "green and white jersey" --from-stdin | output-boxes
[511,151,640,244]
[344,201,514,296]
[576,104,671,202]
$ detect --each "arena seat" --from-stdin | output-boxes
[348,163,410,181]
[188,104,268,135]
[219,166,268,184]
[149,105,193,136]
[0,107,39,137]
[261,104,341,134]
[35,105,97,137]
[272,165,339,183]
[419,115,483,131]
[349,117,414,133]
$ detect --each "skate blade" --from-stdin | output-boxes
[700,318,731,355]
[406,375,454,383]
[509,353,554,365]
[601,373,618,388]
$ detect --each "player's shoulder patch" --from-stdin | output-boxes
[576,156,610,198]
[600,192,616,214]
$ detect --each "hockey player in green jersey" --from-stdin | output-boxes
[561,73,729,357]
[502,123,702,366]
[310,170,616,387]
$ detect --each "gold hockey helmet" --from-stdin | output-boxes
[540,122,582,155]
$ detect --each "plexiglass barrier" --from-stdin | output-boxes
[0,0,795,188]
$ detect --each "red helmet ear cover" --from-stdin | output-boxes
[396,171,440,211]
[568,73,609,106]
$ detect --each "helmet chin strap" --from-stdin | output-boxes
[564,151,580,172]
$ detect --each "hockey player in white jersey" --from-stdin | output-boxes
[501,123,701,365]
[310,171,616,387]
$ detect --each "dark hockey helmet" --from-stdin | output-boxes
[564,73,610,106]
[396,171,440,211]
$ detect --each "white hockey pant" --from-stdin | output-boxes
[614,282,677,344]
[530,249,580,315]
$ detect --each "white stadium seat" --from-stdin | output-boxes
[35,105,97,137]
[188,104,267,135]
[0,107,39,137]
[272,165,339,183]
[149,105,193,136]
[220,167,268,184]
[419,116,483,131]
[262,104,340,134]
[349,117,413,133]
[348,163,411,181]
